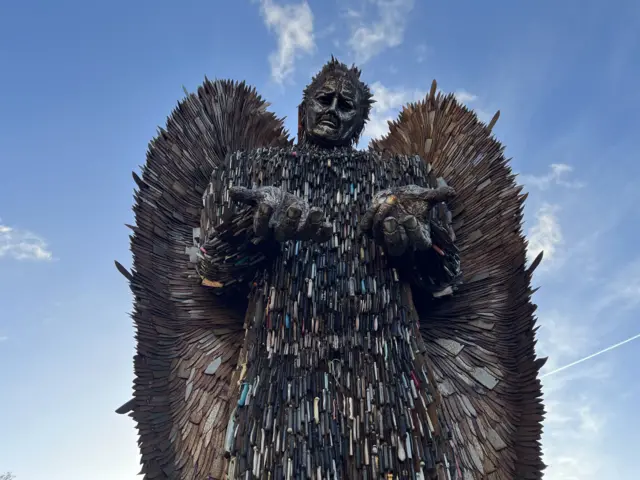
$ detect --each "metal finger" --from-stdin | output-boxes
[274,203,304,242]
[299,207,324,238]
[382,216,408,257]
[358,205,377,234]
[373,203,394,236]
[253,202,273,238]
[228,186,260,205]
[424,185,456,204]
[402,215,432,251]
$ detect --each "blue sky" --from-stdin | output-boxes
[1,0,639,478]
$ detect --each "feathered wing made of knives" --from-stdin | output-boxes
[116,59,546,480]
[115,80,292,479]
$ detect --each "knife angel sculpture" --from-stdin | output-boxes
[116,58,546,480]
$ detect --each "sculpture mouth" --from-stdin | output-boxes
[318,115,339,129]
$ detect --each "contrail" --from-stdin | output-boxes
[540,333,640,378]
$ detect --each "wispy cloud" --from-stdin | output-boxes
[346,0,415,64]
[520,136,637,478]
[0,219,53,261]
[594,257,640,312]
[520,164,585,190]
[542,399,608,480]
[527,177,639,477]
[526,203,563,269]
[414,44,428,64]
[258,0,316,84]
[535,309,613,480]
[0,335,8,343]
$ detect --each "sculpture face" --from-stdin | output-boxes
[304,75,363,148]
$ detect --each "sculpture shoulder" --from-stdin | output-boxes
[223,146,429,180]
[226,145,296,170]
[212,146,293,184]
[378,152,427,168]
[373,152,433,184]
[233,145,375,169]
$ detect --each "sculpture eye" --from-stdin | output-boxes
[317,94,332,106]
[338,97,354,110]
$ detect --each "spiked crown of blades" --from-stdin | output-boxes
[297,56,375,145]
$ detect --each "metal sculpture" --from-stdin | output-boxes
[116,57,546,480]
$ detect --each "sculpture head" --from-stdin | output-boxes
[298,57,374,148]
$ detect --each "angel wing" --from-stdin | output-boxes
[370,81,547,480]
[115,79,291,480]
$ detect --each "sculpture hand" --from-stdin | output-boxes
[229,186,332,243]
[359,184,456,256]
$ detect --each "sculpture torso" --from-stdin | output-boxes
[222,145,454,480]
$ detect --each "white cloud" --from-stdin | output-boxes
[370,82,425,111]
[453,90,478,104]
[527,203,563,269]
[0,220,53,261]
[258,0,315,84]
[362,82,488,141]
[347,0,415,64]
[520,163,585,190]
[363,82,426,140]
[0,335,8,342]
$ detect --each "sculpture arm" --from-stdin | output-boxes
[362,154,462,299]
[406,175,461,299]
[196,150,277,297]
[403,214,461,299]
[387,199,462,303]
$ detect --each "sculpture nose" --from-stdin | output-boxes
[327,96,338,112]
